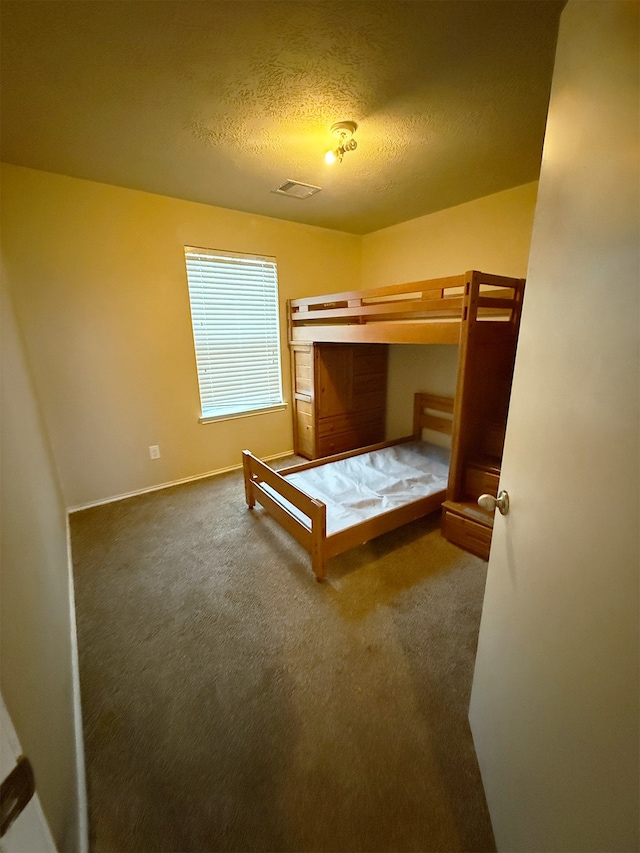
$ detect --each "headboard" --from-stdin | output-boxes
[412,393,455,442]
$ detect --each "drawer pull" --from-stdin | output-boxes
[478,490,510,516]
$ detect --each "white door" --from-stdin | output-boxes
[0,698,57,853]
[468,2,639,851]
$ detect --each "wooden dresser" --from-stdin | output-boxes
[291,343,388,459]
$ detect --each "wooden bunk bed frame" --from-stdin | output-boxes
[242,270,525,576]
[288,269,524,346]
[243,392,454,581]
[287,269,526,560]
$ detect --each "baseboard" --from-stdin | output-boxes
[67,451,295,514]
[65,518,89,853]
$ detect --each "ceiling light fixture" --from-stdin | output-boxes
[325,121,358,164]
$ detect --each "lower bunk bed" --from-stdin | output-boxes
[242,393,453,581]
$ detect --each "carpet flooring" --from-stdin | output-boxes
[70,461,495,853]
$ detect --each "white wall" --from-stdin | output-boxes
[0,277,86,852]
[469,2,639,849]
[361,183,538,437]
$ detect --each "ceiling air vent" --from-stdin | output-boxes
[272,180,321,200]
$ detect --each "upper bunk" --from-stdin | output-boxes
[288,269,525,346]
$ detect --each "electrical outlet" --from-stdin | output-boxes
[149,445,160,460]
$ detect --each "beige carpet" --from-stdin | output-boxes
[70,461,495,852]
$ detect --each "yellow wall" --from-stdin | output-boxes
[361,183,539,438]
[1,277,85,851]
[0,168,540,849]
[1,164,361,508]
[2,165,538,508]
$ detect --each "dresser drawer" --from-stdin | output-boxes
[352,372,387,396]
[295,424,314,458]
[294,398,314,458]
[317,424,384,457]
[292,346,313,395]
[351,389,386,412]
[441,507,492,561]
[464,465,500,499]
[317,409,383,438]
[317,432,359,457]
[352,345,388,375]
[295,397,313,419]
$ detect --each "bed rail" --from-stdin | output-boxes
[288,270,525,345]
[242,450,328,579]
[242,393,455,582]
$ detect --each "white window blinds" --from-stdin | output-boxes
[184,247,285,421]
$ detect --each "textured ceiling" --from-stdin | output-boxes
[0,0,564,234]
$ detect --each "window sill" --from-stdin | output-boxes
[199,403,288,424]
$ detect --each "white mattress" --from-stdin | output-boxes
[263,441,450,536]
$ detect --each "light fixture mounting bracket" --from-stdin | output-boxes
[330,121,357,141]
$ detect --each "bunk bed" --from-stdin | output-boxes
[244,270,525,575]
[242,393,454,581]
[287,269,523,345]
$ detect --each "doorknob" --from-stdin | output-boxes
[478,490,510,515]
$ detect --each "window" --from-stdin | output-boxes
[184,247,285,421]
